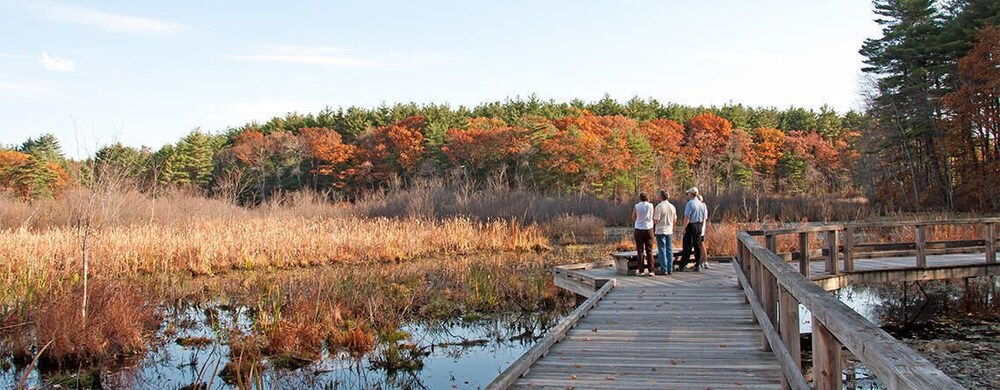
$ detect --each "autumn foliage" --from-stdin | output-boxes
[0,149,68,199]
[941,26,1000,209]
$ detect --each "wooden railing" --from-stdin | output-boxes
[485,267,616,389]
[744,218,1000,277]
[736,230,966,389]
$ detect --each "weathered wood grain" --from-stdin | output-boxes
[508,263,783,389]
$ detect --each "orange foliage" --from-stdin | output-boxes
[537,121,604,179]
[352,116,426,182]
[753,128,786,173]
[940,26,1000,208]
[299,127,355,175]
[229,131,270,166]
[441,118,530,171]
[784,131,841,169]
[0,150,68,199]
[47,161,70,194]
[684,113,733,164]
[729,129,756,168]
[0,150,30,196]
[639,119,684,157]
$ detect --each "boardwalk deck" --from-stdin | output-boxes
[793,252,1000,290]
[796,252,994,276]
[513,265,783,389]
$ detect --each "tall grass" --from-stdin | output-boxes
[0,215,548,301]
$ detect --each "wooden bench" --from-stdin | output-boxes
[611,250,731,275]
[611,250,682,275]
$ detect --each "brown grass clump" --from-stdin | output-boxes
[328,326,377,357]
[259,288,343,362]
[221,330,265,387]
[3,281,159,368]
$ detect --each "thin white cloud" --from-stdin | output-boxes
[22,1,188,34]
[0,77,56,98]
[234,54,377,67]
[40,53,75,72]
[233,45,443,68]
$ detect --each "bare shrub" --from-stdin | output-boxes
[545,214,606,244]
[357,178,631,224]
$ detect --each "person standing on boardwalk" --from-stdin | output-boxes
[632,192,655,276]
[652,189,677,275]
[677,187,708,272]
[698,193,710,269]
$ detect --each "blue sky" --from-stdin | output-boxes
[1,0,881,158]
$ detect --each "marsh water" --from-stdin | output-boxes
[2,262,991,389]
[1,303,563,389]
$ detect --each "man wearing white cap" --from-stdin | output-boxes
[677,187,708,271]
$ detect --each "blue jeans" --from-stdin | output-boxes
[656,234,673,273]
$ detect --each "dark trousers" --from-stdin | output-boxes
[678,222,704,270]
[634,228,655,272]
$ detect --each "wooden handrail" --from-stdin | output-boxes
[485,275,616,389]
[748,217,1000,237]
[737,231,965,389]
[731,261,810,389]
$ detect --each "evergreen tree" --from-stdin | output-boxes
[18,134,65,163]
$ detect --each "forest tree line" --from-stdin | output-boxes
[1,0,997,212]
[1,101,863,205]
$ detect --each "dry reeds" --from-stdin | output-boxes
[2,281,159,368]
[0,215,549,301]
[545,214,606,245]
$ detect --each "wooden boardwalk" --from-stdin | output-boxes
[512,265,783,389]
[491,220,1000,389]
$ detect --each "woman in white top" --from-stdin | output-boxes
[632,192,655,276]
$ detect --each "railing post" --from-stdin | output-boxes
[825,230,838,276]
[779,287,801,390]
[812,316,843,390]
[736,238,743,266]
[741,245,751,304]
[843,226,855,272]
[753,259,763,324]
[761,271,777,352]
[916,225,927,268]
[986,223,996,264]
[766,234,777,253]
[798,232,810,276]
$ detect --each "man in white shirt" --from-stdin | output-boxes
[631,192,655,276]
[652,189,677,275]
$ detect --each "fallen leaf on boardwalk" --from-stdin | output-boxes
[570,375,577,380]
[734,381,743,385]
[720,344,727,348]
[584,337,591,341]
[670,359,677,365]
[605,376,615,380]
[591,327,598,332]
[574,364,581,368]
